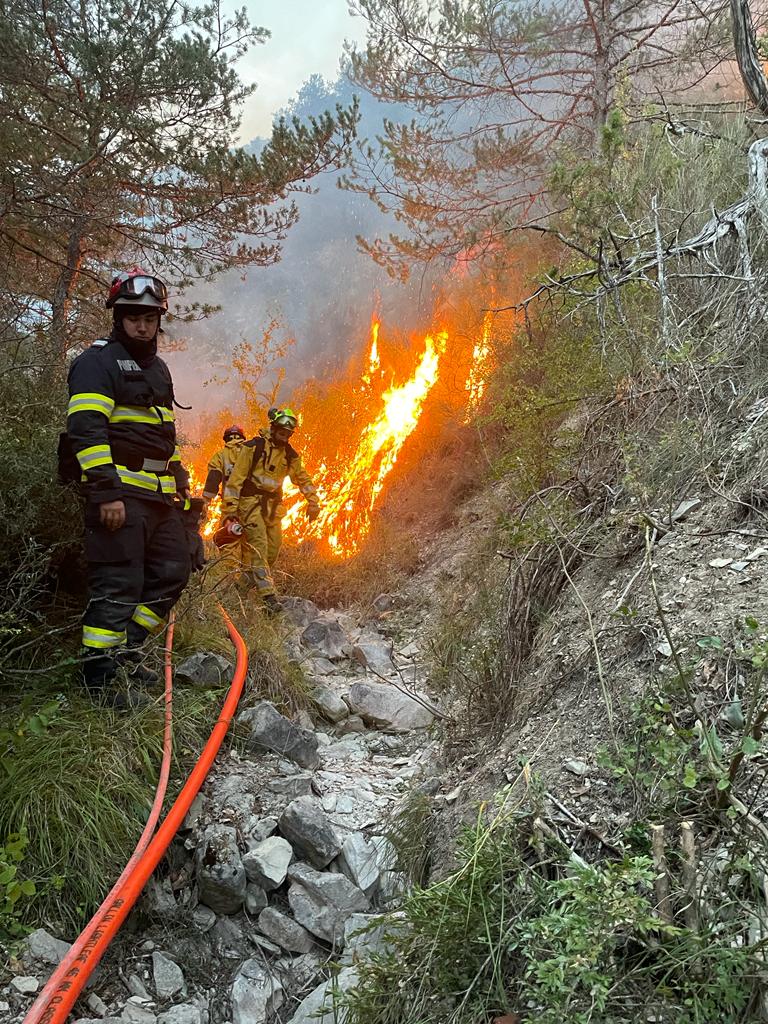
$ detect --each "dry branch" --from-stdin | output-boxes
[680,821,699,930]
[504,137,768,311]
[651,824,674,924]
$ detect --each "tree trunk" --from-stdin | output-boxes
[583,0,612,145]
[50,212,87,362]
[731,0,768,116]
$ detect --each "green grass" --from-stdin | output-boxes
[0,572,313,940]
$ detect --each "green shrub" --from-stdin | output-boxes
[345,810,760,1024]
[0,830,38,942]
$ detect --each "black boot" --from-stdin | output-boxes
[82,650,118,695]
[115,647,162,689]
[263,594,283,617]
[81,653,151,710]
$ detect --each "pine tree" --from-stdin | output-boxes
[0,0,358,357]
[345,0,725,275]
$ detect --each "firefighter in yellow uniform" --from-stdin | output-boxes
[203,424,247,574]
[203,424,247,503]
[221,408,320,614]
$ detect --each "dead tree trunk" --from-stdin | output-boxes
[731,0,768,116]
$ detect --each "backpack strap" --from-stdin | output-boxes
[244,436,266,455]
[243,436,266,479]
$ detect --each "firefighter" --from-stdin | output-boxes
[203,424,247,573]
[221,408,320,613]
[66,268,192,707]
[203,424,247,505]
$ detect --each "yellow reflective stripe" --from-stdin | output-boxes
[110,405,162,425]
[254,475,280,491]
[170,447,182,463]
[115,466,159,491]
[131,604,165,632]
[115,466,177,494]
[109,405,174,425]
[82,625,126,649]
[76,444,113,470]
[68,393,115,417]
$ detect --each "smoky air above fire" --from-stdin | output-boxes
[165,75,436,415]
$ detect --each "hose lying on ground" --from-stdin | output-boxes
[24,606,248,1024]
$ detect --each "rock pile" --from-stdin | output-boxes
[3,599,436,1024]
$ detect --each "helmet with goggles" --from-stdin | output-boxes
[106,267,169,313]
[269,407,298,431]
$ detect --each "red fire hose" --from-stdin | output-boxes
[24,606,248,1024]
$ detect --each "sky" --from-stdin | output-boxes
[233,2,368,142]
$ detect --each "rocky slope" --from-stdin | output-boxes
[2,597,441,1024]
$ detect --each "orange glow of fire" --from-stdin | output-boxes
[182,302,508,560]
[362,321,380,383]
[282,329,446,557]
[465,312,492,417]
[187,466,222,538]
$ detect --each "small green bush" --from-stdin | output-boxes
[345,810,760,1024]
[0,830,38,942]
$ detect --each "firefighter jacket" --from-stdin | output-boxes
[67,337,189,504]
[221,430,319,520]
[203,438,245,501]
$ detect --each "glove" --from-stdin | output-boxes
[307,505,320,523]
[189,534,206,572]
[179,497,207,573]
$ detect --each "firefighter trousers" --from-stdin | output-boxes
[82,496,190,689]
[239,496,282,598]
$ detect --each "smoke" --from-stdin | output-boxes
[166,74,436,439]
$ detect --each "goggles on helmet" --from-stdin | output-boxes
[107,270,169,311]
[271,407,298,431]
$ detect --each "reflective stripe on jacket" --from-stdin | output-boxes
[66,337,189,504]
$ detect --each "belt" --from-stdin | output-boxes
[241,481,281,499]
[111,447,173,474]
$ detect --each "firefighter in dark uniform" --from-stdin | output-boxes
[67,268,191,705]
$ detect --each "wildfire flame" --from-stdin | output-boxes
[361,320,380,385]
[465,311,492,416]
[184,307,500,560]
[186,466,221,538]
[283,328,446,557]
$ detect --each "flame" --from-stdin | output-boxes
[181,292,518,561]
[283,330,446,557]
[368,322,380,373]
[465,312,493,417]
[361,319,380,385]
[187,466,222,538]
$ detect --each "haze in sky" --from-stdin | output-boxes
[234,2,368,141]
